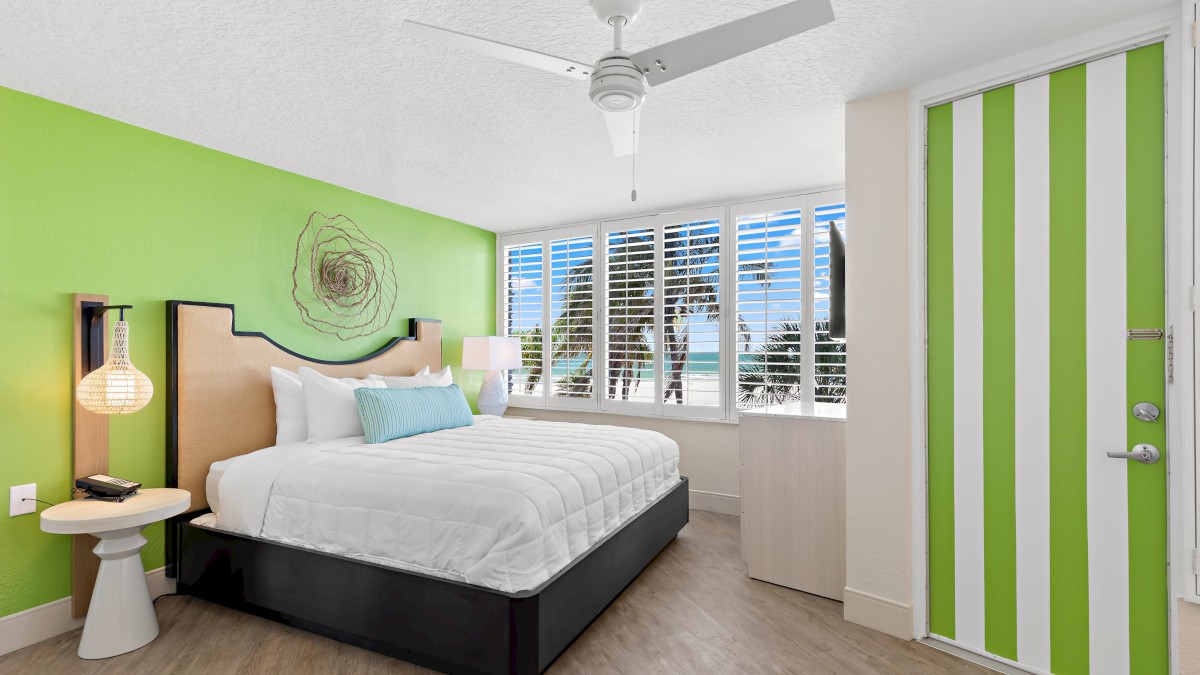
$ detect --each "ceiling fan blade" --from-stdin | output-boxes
[629,0,834,87]
[604,110,639,157]
[401,20,593,81]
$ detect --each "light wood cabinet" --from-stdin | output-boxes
[740,414,846,601]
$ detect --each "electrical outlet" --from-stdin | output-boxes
[9,484,35,517]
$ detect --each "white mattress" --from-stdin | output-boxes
[199,416,680,593]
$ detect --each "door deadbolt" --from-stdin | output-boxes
[1132,402,1160,422]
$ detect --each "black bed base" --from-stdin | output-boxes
[175,477,689,675]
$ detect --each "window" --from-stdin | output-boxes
[603,225,656,406]
[812,200,847,408]
[662,218,721,409]
[500,225,598,408]
[600,208,725,419]
[732,192,847,418]
[497,188,844,421]
[734,205,805,409]
[549,234,595,399]
[501,241,544,398]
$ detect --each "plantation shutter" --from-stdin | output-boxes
[601,207,725,418]
[733,199,806,411]
[730,190,846,416]
[812,199,847,407]
[548,232,596,404]
[662,216,723,411]
[501,240,545,401]
[602,224,658,408]
[497,190,845,420]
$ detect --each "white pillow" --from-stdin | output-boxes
[270,367,307,444]
[370,366,453,389]
[367,366,429,384]
[298,367,383,441]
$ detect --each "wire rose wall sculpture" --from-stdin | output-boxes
[292,212,398,340]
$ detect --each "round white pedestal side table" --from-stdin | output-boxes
[40,488,190,659]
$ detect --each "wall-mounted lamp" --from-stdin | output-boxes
[76,303,153,414]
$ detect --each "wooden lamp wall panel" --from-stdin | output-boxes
[72,293,109,618]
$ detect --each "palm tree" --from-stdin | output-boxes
[548,253,597,398]
[603,229,657,400]
[508,326,543,395]
[737,320,802,407]
[520,226,770,404]
[736,319,846,408]
[661,226,720,403]
[813,320,847,404]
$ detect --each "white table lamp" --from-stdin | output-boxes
[462,336,523,416]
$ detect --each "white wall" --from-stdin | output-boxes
[506,408,741,515]
[840,88,915,639]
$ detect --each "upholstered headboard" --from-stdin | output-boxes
[166,301,442,512]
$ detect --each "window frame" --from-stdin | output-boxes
[497,223,600,411]
[728,189,846,419]
[599,206,727,420]
[496,187,845,422]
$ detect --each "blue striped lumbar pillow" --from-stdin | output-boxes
[354,385,475,443]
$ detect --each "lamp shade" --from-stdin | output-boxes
[462,336,522,371]
[76,320,154,414]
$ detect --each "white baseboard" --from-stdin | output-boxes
[0,598,81,658]
[0,567,175,657]
[146,566,176,599]
[689,489,741,516]
[843,586,914,640]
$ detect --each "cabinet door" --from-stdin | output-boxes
[741,415,845,600]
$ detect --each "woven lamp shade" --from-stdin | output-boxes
[76,320,154,414]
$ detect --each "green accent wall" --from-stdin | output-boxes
[0,86,496,618]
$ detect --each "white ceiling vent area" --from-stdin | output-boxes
[0,0,1170,232]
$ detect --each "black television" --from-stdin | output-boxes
[828,224,846,340]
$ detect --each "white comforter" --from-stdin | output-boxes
[208,416,680,593]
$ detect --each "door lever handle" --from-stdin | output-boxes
[1107,444,1160,465]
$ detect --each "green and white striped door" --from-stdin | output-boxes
[926,43,1167,675]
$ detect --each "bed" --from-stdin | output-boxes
[165,301,689,675]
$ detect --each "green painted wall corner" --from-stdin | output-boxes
[0,85,496,619]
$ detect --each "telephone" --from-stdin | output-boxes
[75,474,141,502]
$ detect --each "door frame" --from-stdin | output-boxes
[904,4,1194,672]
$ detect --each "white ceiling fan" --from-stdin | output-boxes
[401,0,835,158]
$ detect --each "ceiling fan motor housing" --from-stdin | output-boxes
[590,49,646,112]
[592,0,643,27]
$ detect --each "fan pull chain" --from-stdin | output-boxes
[631,117,638,202]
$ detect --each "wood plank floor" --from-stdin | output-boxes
[0,511,989,674]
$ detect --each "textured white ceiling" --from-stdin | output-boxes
[0,0,1171,232]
